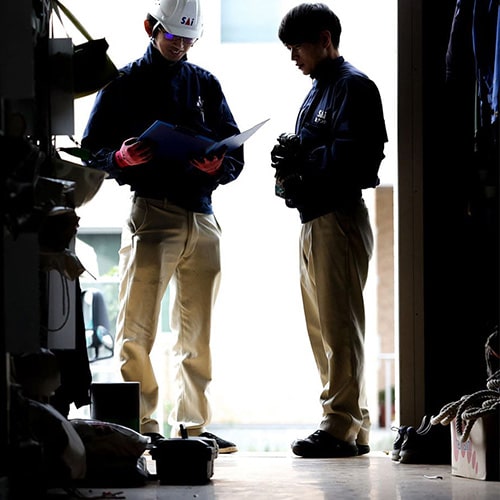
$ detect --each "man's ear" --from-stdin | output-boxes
[319,30,331,48]
[144,19,153,37]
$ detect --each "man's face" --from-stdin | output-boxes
[285,37,328,76]
[152,25,196,62]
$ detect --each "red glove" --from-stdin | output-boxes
[191,152,225,175]
[114,138,153,168]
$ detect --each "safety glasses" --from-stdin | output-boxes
[160,26,196,46]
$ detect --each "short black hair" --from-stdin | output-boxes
[278,3,341,47]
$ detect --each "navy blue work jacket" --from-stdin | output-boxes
[290,57,388,223]
[82,43,244,214]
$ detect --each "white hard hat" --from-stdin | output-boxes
[149,0,203,39]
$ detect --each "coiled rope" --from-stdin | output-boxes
[431,369,500,443]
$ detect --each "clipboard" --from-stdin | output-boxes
[139,118,270,162]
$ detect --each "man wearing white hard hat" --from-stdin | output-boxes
[82,0,242,453]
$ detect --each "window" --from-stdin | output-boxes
[221,0,281,43]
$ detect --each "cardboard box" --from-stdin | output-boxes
[450,412,499,481]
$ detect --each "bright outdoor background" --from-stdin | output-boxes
[62,0,397,449]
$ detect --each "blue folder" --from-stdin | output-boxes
[139,118,269,162]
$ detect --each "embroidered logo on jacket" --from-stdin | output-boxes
[314,109,328,125]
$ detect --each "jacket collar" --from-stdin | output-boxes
[311,56,344,82]
[145,42,188,68]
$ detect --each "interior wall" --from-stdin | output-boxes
[423,0,498,409]
[398,0,499,425]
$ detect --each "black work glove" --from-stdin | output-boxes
[270,133,301,170]
[270,133,302,199]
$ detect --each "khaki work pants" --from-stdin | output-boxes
[299,201,373,446]
[116,196,221,436]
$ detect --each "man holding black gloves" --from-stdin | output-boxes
[82,0,242,453]
[271,3,388,458]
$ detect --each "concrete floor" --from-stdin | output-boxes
[45,451,500,500]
